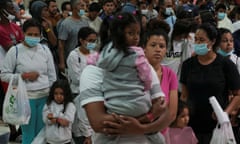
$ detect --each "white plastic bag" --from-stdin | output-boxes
[210,123,236,144]
[3,75,31,125]
[32,127,46,144]
[209,96,236,144]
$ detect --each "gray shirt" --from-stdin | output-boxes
[58,17,89,59]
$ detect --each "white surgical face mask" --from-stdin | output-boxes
[3,9,15,21]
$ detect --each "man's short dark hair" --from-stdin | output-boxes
[89,2,101,12]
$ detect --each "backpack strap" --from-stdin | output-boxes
[13,45,18,74]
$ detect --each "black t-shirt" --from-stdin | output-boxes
[180,54,240,133]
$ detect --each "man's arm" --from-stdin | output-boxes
[84,101,117,133]
[58,39,65,72]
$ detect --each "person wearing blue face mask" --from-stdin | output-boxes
[66,27,97,144]
[215,28,240,143]
[58,0,89,74]
[215,3,233,33]
[162,0,176,30]
[0,18,57,144]
[180,23,240,144]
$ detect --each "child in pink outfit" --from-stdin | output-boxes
[168,100,198,144]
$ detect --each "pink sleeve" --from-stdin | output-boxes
[86,52,99,65]
[191,129,198,144]
[131,46,152,91]
[169,67,178,90]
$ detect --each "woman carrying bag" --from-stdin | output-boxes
[0,18,56,144]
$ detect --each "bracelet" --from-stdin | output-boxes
[45,28,51,33]
[146,112,154,122]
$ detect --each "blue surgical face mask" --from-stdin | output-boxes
[86,42,96,50]
[194,43,209,55]
[78,9,85,17]
[218,12,225,20]
[25,36,41,47]
[165,7,173,16]
[217,49,233,56]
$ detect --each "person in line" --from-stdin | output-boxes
[143,28,178,143]
[43,80,76,144]
[168,100,198,144]
[82,2,102,34]
[80,12,171,144]
[0,0,24,141]
[58,0,89,73]
[216,28,240,73]
[215,3,233,32]
[0,18,57,144]
[215,27,240,143]
[99,0,115,20]
[67,27,97,144]
[180,23,240,144]
[67,27,98,97]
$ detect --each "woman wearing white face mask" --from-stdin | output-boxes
[66,26,97,144]
[180,23,240,144]
[0,18,57,144]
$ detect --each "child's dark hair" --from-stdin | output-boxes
[77,27,97,47]
[99,16,112,51]
[170,100,189,127]
[176,100,189,117]
[110,12,140,54]
[47,80,73,113]
[22,18,42,33]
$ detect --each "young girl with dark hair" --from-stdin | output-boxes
[168,100,198,144]
[42,80,76,144]
[82,12,168,144]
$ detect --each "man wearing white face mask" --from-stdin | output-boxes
[0,0,24,52]
[215,3,233,33]
[58,0,89,74]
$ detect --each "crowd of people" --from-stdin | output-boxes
[0,0,240,144]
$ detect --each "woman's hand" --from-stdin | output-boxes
[22,72,39,81]
[103,113,145,135]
